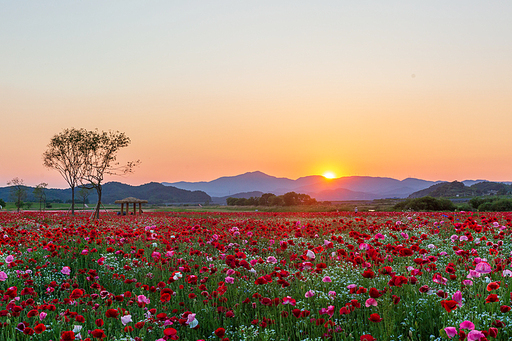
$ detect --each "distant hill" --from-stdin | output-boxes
[163,171,444,200]
[408,181,512,199]
[0,182,210,205]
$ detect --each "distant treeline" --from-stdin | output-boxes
[394,195,512,212]
[226,192,317,206]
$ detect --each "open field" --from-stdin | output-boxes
[0,211,510,340]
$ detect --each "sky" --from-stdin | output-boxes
[1,1,511,188]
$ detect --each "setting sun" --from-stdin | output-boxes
[323,171,336,179]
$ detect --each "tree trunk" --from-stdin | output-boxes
[71,186,75,215]
[93,185,102,219]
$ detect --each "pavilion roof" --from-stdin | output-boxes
[114,197,148,204]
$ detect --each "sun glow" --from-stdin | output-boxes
[323,171,336,179]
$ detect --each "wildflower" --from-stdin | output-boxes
[267,256,277,264]
[225,276,234,284]
[39,312,47,321]
[466,330,484,341]
[305,290,315,298]
[0,271,7,281]
[60,331,75,341]
[283,296,296,306]
[486,281,500,291]
[61,266,71,275]
[306,250,315,259]
[459,321,475,330]
[444,327,457,338]
[322,276,332,282]
[441,300,458,312]
[365,298,378,307]
[91,329,106,339]
[368,313,382,322]
[361,335,376,341]
[475,262,492,274]
[215,327,226,338]
[121,315,132,325]
[485,294,499,303]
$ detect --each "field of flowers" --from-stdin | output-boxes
[0,210,511,341]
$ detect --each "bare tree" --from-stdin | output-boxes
[81,130,138,219]
[43,128,89,215]
[33,182,48,211]
[8,177,27,212]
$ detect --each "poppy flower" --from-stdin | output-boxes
[360,335,375,341]
[215,328,225,338]
[91,329,106,339]
[486,282,500,291]
[34,323,46,334]
[60,331,75,341]
[444,327,457,338]
[368,313,382,322]
[500,305,511,313]
[441,300,458,313]
[485,294,499,303]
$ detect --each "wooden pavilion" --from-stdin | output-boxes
[114,197,148,215]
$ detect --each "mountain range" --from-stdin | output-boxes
[163,171,494,201]
[0,182,210,205]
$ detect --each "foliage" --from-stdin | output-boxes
[469,196,512,211]
[227,192,317,206]
[33,182,48,211]
[7,177,27,212]
[0,198,5,208]
[79,130,139,219]
[43,128,90,215]
[394,196,456,211]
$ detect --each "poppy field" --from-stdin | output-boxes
[0,211,511,341]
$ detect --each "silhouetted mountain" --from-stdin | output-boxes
[163,172,445,200]
[0,182,210,205]
[408,181,512,198]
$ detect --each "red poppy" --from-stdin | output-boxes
[95,319,104,327]
[34,323,46,334]
[91,329,106,339]
[500,305,511,313]
[164,328,177,336]
[60,331,75,341]
[105,309,119,318]
[441,300,458,312]
[486,294,499,303]
[215,327,226,338]
[361,335,376,341]
[487,282,500,291]
[368,313,382,322]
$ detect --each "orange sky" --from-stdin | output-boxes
[1,2,511,188]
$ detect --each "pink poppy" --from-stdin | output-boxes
[365,298,378,307]
[459,321,475,330]
[444,327,457,338]
[467,330,485,341]
[305,290,315,298]
[475,262,492,274]
[0,271,7,281]
[61,266,71,275]
[322,276,332,283]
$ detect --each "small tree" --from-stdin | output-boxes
[43,128,90,215]
[8,177,27,212]
[33,182,48,211]
[77,186,92,210]
[0,198,6,209]
[81,130,138,219]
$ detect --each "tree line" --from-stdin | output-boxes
[226,192,317,206]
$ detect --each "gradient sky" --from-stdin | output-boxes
[1,1,511,188]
